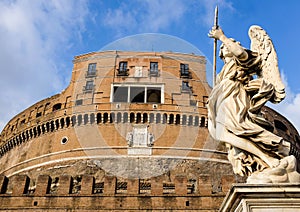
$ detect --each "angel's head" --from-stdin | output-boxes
[219,38,241,60]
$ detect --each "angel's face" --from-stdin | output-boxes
[220,44,233,58]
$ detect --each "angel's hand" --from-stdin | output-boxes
[208,27,224,40]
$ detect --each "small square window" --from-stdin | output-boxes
[180,63,190,78]
[182,81,191,92]
[75,99,83,106]
[118,61,128,76]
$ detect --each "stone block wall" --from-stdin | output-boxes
[0,173,236,211]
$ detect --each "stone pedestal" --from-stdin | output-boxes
[219,184,300,212]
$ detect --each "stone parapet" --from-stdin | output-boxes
[219,183,300,212]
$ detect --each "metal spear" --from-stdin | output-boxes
[213,6,218,87]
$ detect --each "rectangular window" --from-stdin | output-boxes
[75,99,83,106]
[84,80,94,92]
[87,63,96,77]
[147,87,161,103]
[182,81,190,92]
[112,84,163,103]
[130,87,145,103]
[149,62,159,76]
[118,61,128,76]
[180,63,190,78]
[113,86,128,102]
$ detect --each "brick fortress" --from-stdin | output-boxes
[0,50,299,211]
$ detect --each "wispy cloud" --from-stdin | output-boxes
[0,0,89,131]
[102,0,187,36]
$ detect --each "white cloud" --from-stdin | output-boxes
[0,0,89,131]
[102,0,187,35]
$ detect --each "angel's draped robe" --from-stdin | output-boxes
[207,50,285,176]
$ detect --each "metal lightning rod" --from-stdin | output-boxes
[213,6,218,87]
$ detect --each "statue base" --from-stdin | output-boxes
[219,183,300,212]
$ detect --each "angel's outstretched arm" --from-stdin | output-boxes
[209,27,248,60]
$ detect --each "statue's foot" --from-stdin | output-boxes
[265,157,280,168]
[247,155,300,184]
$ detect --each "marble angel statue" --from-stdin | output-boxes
[207,25,300,183]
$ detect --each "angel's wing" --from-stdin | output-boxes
[248,25,285,103]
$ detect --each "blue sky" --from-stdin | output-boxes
[0,0,300,132]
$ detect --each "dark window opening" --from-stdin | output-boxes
[180,63,190,78]
[117,113,122,123]
[200,117,205,127]
[110,113,115,123]
[77,115,82,126]
[147,88,161,103]
[20,119,26,125]
[136,113,142,123]
[182,115,187,125]
[84,114,89,125]
[163,113,167,124]
[190,100,197,106]
[194,116,199,126]
[123,113,128,123]
[60,118,65,128]
[84,80,94,92]
[36,112,42,118]
[113,86,128,102]
[75,99,83,106]
[66,117,71,127]
[97,113,102,124]
[182,81,191,92]
[274,120,288,133]
[188,115,193,126]
[149,113,155,123]
[103,113,108,123]
[169,114,174,124]
[118,61,128,76]
[53,103,62,111]
[130,87,145,103]
[156,113,161,123]
[130,113,135,123]
[143,113,148,123]
[71,116,76,126]
[87,63,96,77]
[149,62,159,76]
[90,114,95,124]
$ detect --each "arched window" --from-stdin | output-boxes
[194,116,199,126]
[130,113,135,123]
[84,114,89,125]
[156,113,161,123]
[143,113,148,123]
[169,114,174,124]
[77,115,82,126]
[175,114,180,125]
[200,117,205,127]
[136,113,142,123]
[149,113,155,123]
[90,113,95,124]
[97,113,102,124]
[110,113,115,123]
[117,112,122,123]
[123,112,128,123]
[103,113,108,123]
[182,115,187,125]
[71,116,76,126]
[188,115,193,126]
